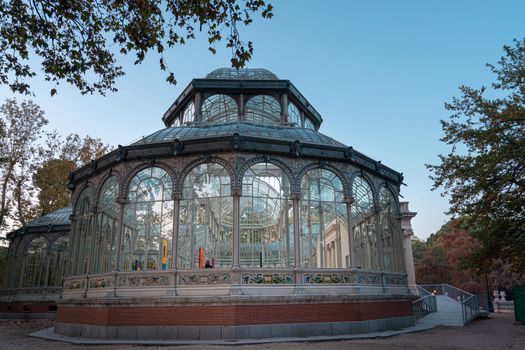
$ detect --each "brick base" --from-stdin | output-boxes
[58,300,412,326]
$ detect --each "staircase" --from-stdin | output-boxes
[413,284,485,327]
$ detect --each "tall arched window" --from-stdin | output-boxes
[201,94,238,123]
[352,176,377,270]
[23,236,48,287]
[92,176,119,273]
[287,102,301,126]
[183,102,195,124]
[123,167,173,271]
[5,238,22,288]
[379,187,402,272]
[178,163,232,269]
[48,235,68,286]
[69,188,93,275]
[240,163,292,268]
[300,169,347,268]
[245,95,281,124]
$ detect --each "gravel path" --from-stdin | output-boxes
[0,313,523,350]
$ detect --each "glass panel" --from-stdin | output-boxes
[201,94,238,123]
[48,236,68,286]
[69,188,92,276]
[300,169,347,268]
[240,163,293,268]
[183,102,195,124]
[23,237,48,287]
[351,177,378,270]
[245,95,281,124]
[287,102,301,126]
[92,176,119,273]
[379,187,401,272]
[304,118,315,130]
[179,163,232,269]
[123,167,174,271]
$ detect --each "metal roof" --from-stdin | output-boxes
[133,122,346,147]
[25,207,72,227]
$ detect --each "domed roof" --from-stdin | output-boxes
[133,122,346,147]
[206,68,278,80]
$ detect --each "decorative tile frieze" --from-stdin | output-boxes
[384,274,407,286]
[357,272,382,285]
[303,273,352,284]
[242,273,293,285]
[178,272,231,286]
[64,279,86,290]
[118,275,169,287]
[89,277,113,289]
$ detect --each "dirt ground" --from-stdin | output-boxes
[0,313,523,350]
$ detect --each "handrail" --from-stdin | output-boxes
[412,294,437,319]
[418,283,481,324]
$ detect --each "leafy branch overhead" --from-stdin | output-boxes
[0,0,273,95]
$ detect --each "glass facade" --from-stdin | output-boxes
[201,94,238,124]
[123,167,174,271]
[178,163,232,269]
[245,95,281,124]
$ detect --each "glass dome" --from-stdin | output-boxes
[206,68,278,80]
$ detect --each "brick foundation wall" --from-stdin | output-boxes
[57,300,412,326]
[0,302,55,313]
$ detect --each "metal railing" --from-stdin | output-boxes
[419,284,482,324]
[412,294,437,319]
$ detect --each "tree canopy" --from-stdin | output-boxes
[0,98,110,235]
[0,0,273,95]
[427,38,525,279]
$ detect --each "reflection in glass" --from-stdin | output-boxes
[123,167,173,271]
[245,95,281,124]
[304,118,315,130]
[240,163,293,267]
[23,237,47,287]
[178,163,232,269]
[183,102,195,124]
[69,188,92,275]
[287,102,301,126]
[201,94,238,123]
[48,236,68,286]
[92,176,119,273]
[300,169,347,268]
[352,176,378,270]
[379,187,402,272]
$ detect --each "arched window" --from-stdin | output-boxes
[304,118,315,130]
[245,95,281,124]
[240,163,292,267]
[201,94,238,123]
[23,236,48,287]
[4,238,20,288]
[69,188,92,275]
[287,102,301,126]
[178,163,232,269]
[123,167,173,271]
[92,176,119,273]
[351,176,377,270]
[48,235,68,286]
[379,187,402,272]
[300,169,347,268]
[183,102,195,124]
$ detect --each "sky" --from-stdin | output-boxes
[1,0,524,240]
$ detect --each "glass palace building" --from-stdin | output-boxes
[24,68,415,339]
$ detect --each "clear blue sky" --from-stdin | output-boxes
[1,0,524,239]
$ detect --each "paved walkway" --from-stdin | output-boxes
[416,295,464,327]
[1,313,523,350]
